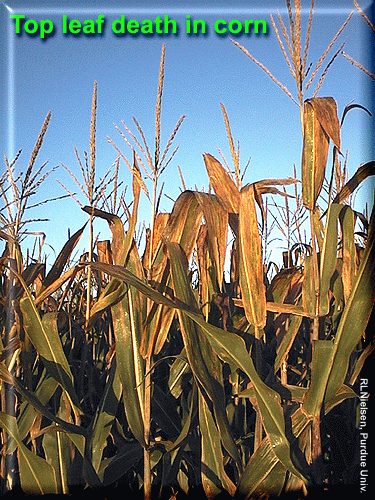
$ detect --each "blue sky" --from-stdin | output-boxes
[0,0,374,263]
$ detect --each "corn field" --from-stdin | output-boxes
[1,2,374,499]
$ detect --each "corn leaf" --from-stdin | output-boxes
[168,351,190,399]
[311,207,324,252]
[89,259,305,482]
[146,190,203,356]
[159,190,203,262]
[42,426,70,494]
[17,373,58,448]
[0,364,85,442]
[0,412,58,495]
[238,184,267,329]
[302,255,317,317]
[309,98,341,151]
[166,241,241,469]
[274,314,303,372]
[199,391,236,498]
[8,265,80,417]
[303,340,335,416]
[90,362,122,472]
[19,301,81,414]
[332,161,375,204]
[339,205,356,302]
[302,97,340,210]
[43,224,86,290]
[319,204,342,315]
[196,225,216,320]
[82,207,129,266]
[195,192,228,291]
[111,258,146,447]
[324,384,357,414]
[203,153,240,214]
[235,437,287,500]
[324,207,375,406]
[184,315,306,482]
[98,442,143,486]
[152,384,182,441]
[85,207,146,447]
[142,213,169,271]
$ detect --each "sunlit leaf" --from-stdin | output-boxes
[340,205,356,302]
[238,184,267,330]
[332,161,375,204]
[19,301,81,415]
[319,204,342,315]
[302,97,341,210]
[195,192,228,291]
[235,437,287,500]
[203,153,240,214]
[43,224,86,290]
[324,207,375,406]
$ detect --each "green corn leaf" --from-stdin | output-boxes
[0,412,58,495]
[90,362,122,472]
[87,206,147,447]
[167,382,197,454]
[199,391,236,498]
[324,207,375,406]
[0,363,85,441]
[98,442,143,486]
[235,437,287,500]
[16,372,58,450]
[62,430,102,489]
[43,223,86,290]
[7,265,81,417]
[324,384,357,414]
[88,282,126,328]
[19,300,81,414]
[319,203,342,315]
[42,427,70,494]
[166,241,242,469]
[112,286,146,447]
[89,257,306,480]
[274,314,303,372]
[90,262,175,309]
[185,314,306,482]
[168,350,190,399]
[146,190,203,356]
[152,384,182,441]
[303,340,335,416]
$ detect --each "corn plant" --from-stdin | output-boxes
[0,2,374,499]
